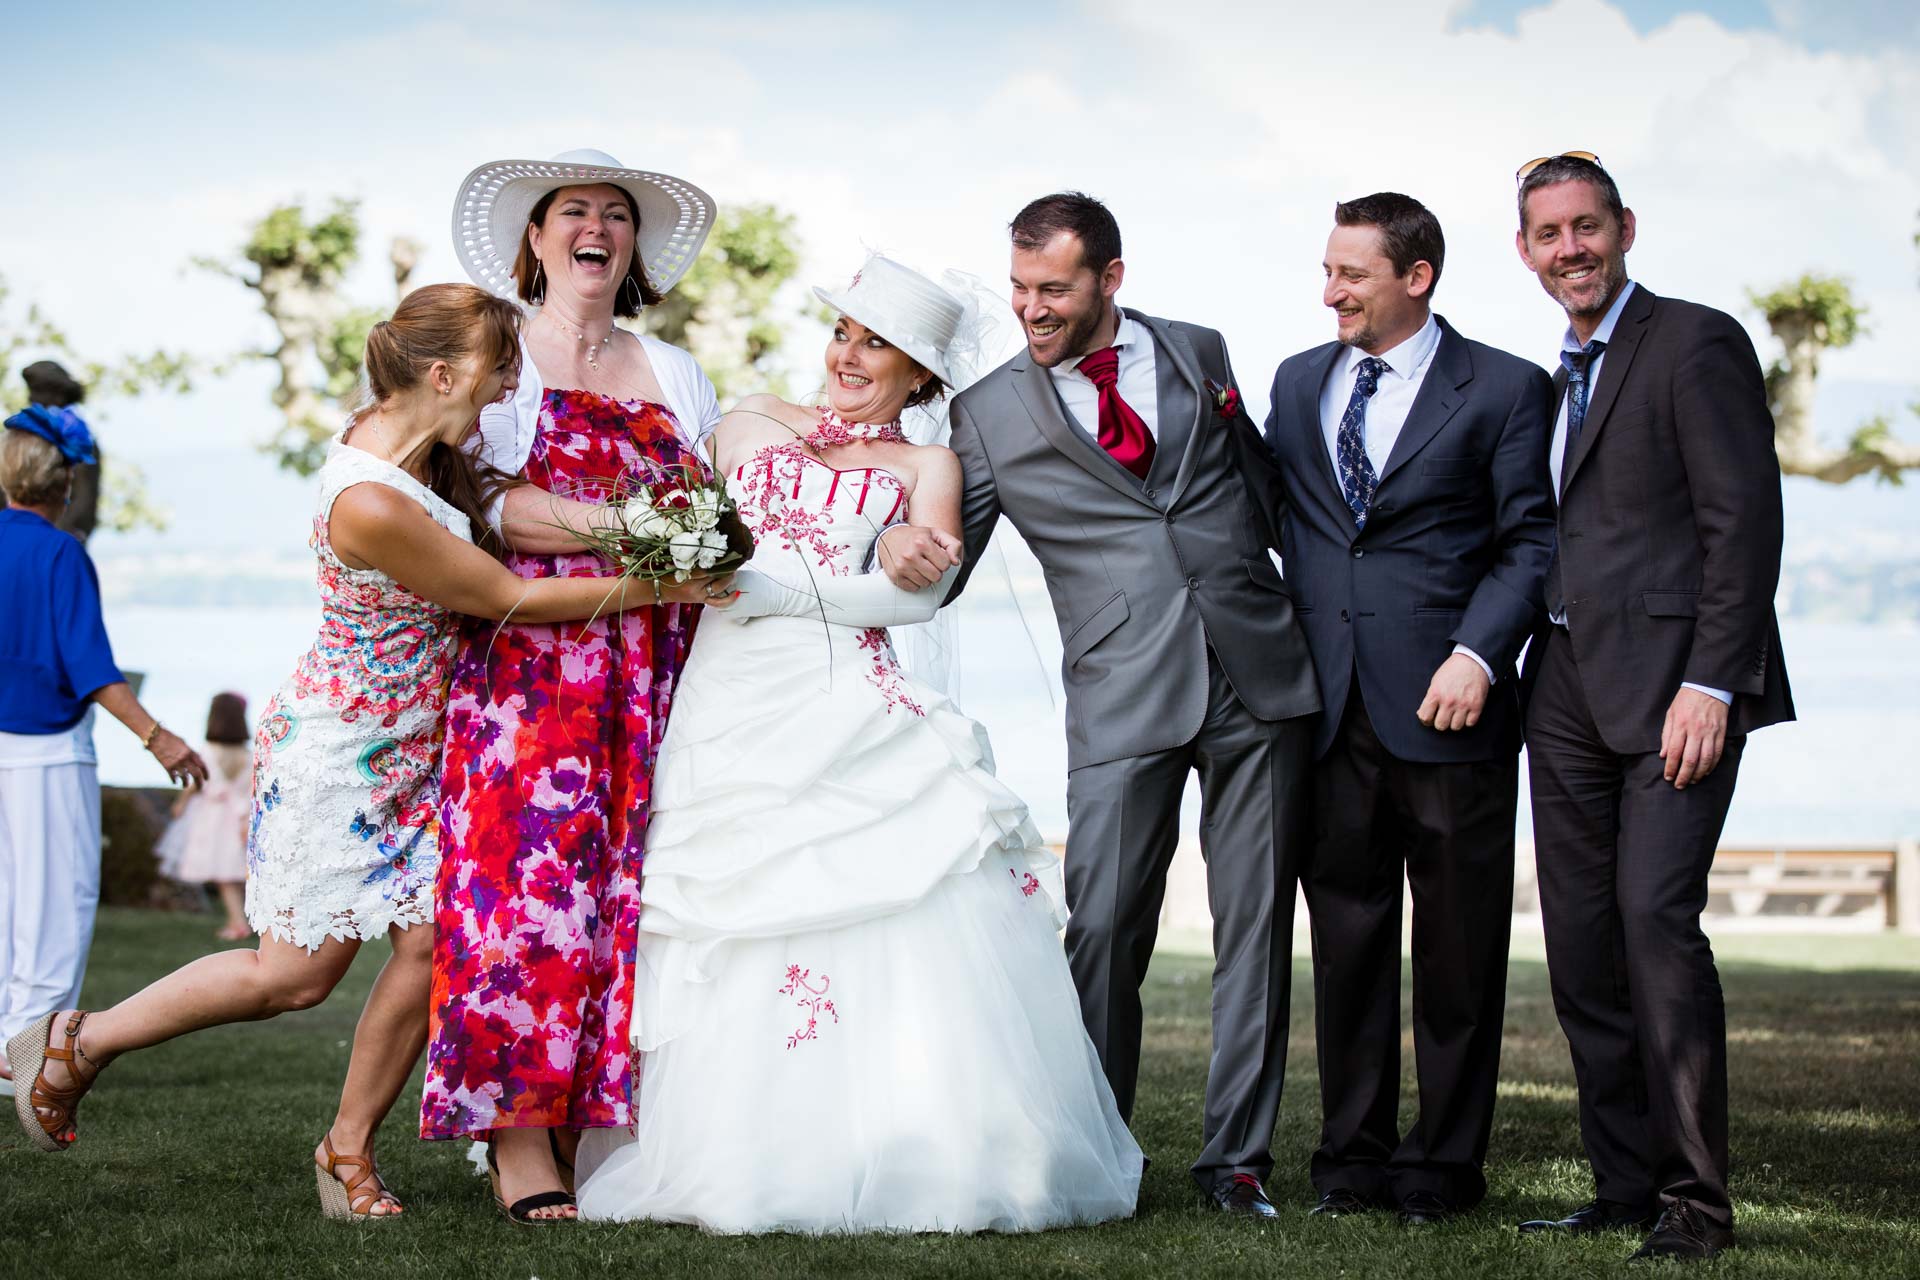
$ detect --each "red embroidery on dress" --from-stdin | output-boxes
[779,965,839,1049]
[856,628,925,716]
[1010,868,1041,897]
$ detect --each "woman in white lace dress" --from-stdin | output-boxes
[8,285,678,1220]
[575,257,1142,1232]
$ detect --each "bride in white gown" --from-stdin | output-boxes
[574,256,1142,1232]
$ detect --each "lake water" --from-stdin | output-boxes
[94,600,1920,848]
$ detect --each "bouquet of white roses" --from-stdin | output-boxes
[573,462,753,583]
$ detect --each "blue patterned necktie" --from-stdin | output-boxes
[1560,338,1607,444]
[1336,356,1388,529]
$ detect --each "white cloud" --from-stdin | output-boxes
[3,0,1915,457]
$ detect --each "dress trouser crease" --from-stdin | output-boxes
[1526,626,1738,1229]
[1304,690,1515,1208]
[1063,656,1312,1192]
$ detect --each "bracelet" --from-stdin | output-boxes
[141,722,164,750]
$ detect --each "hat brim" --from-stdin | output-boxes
[452,158,715,302]
[812,285,956,387]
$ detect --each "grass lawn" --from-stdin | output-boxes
[3,910,1917,1279]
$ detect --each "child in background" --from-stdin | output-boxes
[159,692,252,940]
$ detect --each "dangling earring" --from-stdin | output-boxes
[530,260,546,304]
[622,273,643,313]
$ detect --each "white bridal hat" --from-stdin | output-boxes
[451,148,716,300]
[813,255,967,388]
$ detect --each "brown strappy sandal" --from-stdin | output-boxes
[315,1133,403,1221]
[7,1010,100,1153]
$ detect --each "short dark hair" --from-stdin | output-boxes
[1517,155,1625,234]
[1009,192,1122,275]
[512,186,665,317]
[1333,192,1445,300]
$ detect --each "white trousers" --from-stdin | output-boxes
[0,761,102,1042]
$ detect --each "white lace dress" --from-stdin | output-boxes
[245,442,470,950]
[574,442,1143,1232]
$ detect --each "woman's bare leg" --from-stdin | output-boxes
[28,933,359,1140]
[317,921,434,1216]
[214,883,250,939]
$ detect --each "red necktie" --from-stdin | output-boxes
[1076,346,1155,480]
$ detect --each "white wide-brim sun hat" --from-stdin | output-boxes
[812,255,966,388]
[451,149,716,301]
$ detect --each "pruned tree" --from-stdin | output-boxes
[198,200,415,476]
[1752,273,1919,485]
[0,272,192,532]
[641,203,805,401]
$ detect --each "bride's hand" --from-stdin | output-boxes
[657,574,739,607]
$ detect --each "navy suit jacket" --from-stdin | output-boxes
[1262,316,1555,763]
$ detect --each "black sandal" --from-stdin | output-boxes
[486,1139,577,1225]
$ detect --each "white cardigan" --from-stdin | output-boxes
[470,329,722,526]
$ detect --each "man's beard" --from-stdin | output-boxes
[1029,303,1111,369]
[1549,253,1627,320]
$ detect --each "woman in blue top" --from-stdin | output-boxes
[0,407,207,1095]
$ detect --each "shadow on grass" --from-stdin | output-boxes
[1,913,1915,1279]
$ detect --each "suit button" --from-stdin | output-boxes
[1186,576,1199,589]
[1352,548,1365,559]
[1340,609,1350,622]
[1146,488,1158,500]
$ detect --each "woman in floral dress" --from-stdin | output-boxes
[8,284,663,1221]
[421,151,733,1221]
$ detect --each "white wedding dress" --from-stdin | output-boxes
[574,440,1143,1233]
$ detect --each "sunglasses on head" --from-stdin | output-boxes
[1515,151,1603,182]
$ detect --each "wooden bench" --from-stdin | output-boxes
[1707,845,1899,926]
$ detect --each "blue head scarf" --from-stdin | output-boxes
[4,404,97,465]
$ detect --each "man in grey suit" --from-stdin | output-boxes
[946,192,1320,1217]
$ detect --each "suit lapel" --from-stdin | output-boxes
[1550,364,1570,503]
[1377,318,1468,483]
[1009,355,1158,508]
[1563,284,1654,491]
[1132,311,1208,508]
[1292,343,1352,523]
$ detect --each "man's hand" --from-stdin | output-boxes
[1660,687,1729,789]
[1416,653,1491,732]
[875,524,962,590]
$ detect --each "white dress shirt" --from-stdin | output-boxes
[1317,313,1492,684]
[1318,312,1442,477]
[1548,281,1729,705]
[1051,311,1160,442]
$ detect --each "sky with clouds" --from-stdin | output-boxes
[4,0,1918,554]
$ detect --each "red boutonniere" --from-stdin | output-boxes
[1204,378,1241,419]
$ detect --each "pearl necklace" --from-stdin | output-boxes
[546,312,618,370]
[804,409,907,447]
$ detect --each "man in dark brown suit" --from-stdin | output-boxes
[1511,155,1795,1263]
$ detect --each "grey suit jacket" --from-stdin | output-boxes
[948,308,1319,770]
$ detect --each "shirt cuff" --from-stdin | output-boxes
[1681,681,1732,705]
[1451,644,1495,685]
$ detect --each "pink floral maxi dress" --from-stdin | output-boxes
[421,390,700,1140]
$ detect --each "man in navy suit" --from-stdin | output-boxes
[1262,193,1555,1224]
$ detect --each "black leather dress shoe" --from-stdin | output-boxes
[1310,1188,1373,1217]
[1629,1201,1734,1262]
[1210,1173,1281,1219]
[1519,1198,1657,1235]
[1398,1189,1452,1226]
